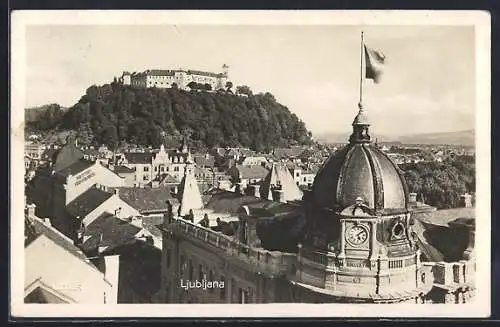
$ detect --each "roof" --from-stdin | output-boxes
[25,215,99,273]
[177,169,204,216]
[192,154,215,167]
[312,142,408,214]
[81,212,142,251]
[66,187,114,219]
[124,152,154,164]
[55,159,95,178]
[260,164,303,202]
[157,173,178,184]
[233,165,269,179]
[141,215,164,238]
[114,165,135,174]
[415,207,475,227]
[204,190,273,216]
[52,139,85,171]
[112,187,179,212]
[411,218,446,262]
[272,147,306,159]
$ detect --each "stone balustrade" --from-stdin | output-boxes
[169,217,296,276]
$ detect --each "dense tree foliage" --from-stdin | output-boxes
[25,104,66,130]
[400,155,475,209]
[58,83,312,151]
[236,85,253,96]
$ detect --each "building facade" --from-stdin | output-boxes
[119,66,228,91]
[116,140,194,185]
[158,102,476,304]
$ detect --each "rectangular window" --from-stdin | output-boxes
[160,166,165,172]
[154,166,158,172]
[174,167,179,172]
[144,166,149,172]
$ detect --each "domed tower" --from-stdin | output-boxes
[297,103,429,303]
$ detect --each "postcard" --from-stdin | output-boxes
[11,10,491,318]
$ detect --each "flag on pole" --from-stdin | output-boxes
[364,45,386,83]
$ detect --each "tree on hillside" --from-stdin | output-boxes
[48,83,312,151]
[187,81,200,91]
[225,81,233,92]
[236,85,253,96]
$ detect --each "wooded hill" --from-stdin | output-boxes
[27,83,313,151]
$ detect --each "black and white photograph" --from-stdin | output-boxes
[10,10,490,318]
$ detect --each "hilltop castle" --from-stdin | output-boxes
[118,64,229,91]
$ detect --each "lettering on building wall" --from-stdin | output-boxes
[74,170,96,187]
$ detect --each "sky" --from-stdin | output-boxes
[25,25,475,136]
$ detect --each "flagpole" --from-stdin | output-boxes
[359,31,365,109]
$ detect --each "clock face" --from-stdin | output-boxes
[346,225,368,245]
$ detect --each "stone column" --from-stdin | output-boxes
[339,220,346,265]
[369,220,378,269]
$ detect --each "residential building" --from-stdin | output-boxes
[24,204,118,304]
[116,139,194,185]
[227,165,269,189]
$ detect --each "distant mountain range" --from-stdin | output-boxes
[315,129,475,146]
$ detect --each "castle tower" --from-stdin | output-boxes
[222,64,229,77]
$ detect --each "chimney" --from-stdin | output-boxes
[44,218,51,226]
[27,203,36,218]
[272,189,286,203]
[253,184,261,198]
[409,192,417,203]
[95,183,101,190]
[103,255,120,304]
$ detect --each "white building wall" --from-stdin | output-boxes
[82,194,140,226]
[25,235,112,304]
[66,163,125,205]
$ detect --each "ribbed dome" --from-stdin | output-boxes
[311,104,409,214]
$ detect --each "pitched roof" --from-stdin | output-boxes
[192,154,215,167]
[234,165,269,179]
[124,152,154,164]
[52,139,85,171]
[260,164,303,202]
[111,187,179,212]
[177,169,204,216]
[55,159,95,178]
[66,187,114,219]
[81,212,142,251]
[25,215,99,272]
[157,173,178,184]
